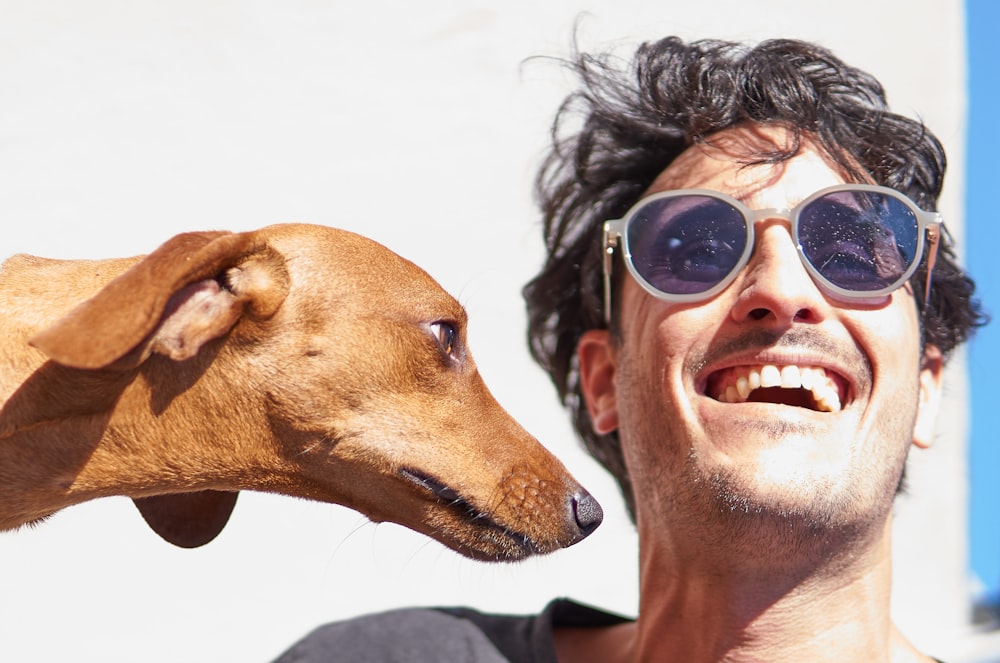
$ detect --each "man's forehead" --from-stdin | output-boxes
[645,126,848,206]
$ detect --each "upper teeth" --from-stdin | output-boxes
[715,365,843,412]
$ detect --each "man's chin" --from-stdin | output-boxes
[701,468,897,541]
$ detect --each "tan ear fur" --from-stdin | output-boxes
[147,280,246,362]
[28,231,287,370]
[223,246,290,320]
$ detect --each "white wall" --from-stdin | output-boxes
[0,2,976,661]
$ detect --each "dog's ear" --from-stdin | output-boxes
[132,490,239,548]
[29,231,290,370]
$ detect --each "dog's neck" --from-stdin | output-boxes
[0,344,264,530]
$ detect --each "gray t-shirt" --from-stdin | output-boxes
[273,599,947,663]
[272,599,629,663]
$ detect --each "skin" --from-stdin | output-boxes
[555,124,944,662]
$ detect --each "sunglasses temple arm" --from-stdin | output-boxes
[602,229,618,327]
[923,223,941,307]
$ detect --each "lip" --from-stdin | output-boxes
[399,468,494,526]
[398,468,543,560]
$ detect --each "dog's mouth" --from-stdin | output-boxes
[399,468,540,561]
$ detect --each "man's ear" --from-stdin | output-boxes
[578,329,619,435]
[912,344,944,450]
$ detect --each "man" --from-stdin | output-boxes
[275,36,984,662]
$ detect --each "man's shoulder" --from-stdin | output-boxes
[274,605,512,663]
[272,599,630,663]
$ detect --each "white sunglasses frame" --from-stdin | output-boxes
[601,183,942,325]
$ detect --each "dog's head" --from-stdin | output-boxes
[30,224,601,561]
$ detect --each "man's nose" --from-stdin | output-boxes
[729,219,829,325]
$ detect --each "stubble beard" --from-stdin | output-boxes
[692,448,902,569]
[620,376,916,576]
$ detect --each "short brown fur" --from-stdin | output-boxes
[0,224,600,560]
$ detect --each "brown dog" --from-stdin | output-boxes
[0,224,601,561]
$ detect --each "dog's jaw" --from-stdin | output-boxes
[399,466,602,562]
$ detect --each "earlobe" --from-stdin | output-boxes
[577,330,619,435]
[912,344,944,450]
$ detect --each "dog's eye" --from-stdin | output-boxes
[429,321,458,357]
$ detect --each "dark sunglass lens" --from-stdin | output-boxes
[799,191,918,292]
[626,196,748,296]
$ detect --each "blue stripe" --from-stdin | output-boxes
[966,0,1000,605]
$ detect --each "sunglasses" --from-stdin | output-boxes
[602,184,942,324]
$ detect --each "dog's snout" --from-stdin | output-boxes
[571,489,603,537]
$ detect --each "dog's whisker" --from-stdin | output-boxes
[296,442,320,457]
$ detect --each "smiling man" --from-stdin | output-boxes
[524,37,984,663]
[581,123,939,539]
[275,36,984,663]
[562,124,945,660]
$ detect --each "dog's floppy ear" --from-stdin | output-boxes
[132,490,239,548]
[30,230,290,370]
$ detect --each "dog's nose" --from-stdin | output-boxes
[571,489,603,536]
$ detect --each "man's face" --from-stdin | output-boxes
[579,125,943,549]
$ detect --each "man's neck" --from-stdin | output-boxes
[632,555,890,661]
[554,518,935,663]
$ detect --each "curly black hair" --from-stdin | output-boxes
[523,36,986,521]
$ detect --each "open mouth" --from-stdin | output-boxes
[707,364,848,413]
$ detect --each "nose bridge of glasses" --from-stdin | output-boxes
[743,208,798,256]
[738,206,829,303]
[746,207,793,226]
